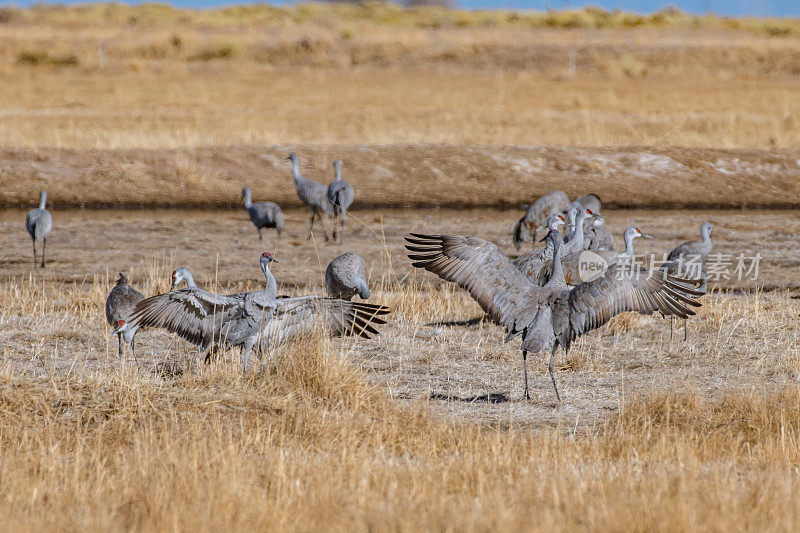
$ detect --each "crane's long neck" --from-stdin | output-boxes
[243,188,252,208]
[334,162,341,181]
[39,191,47,210]
[546,236,566,288]
[565,210,578,241]
[701,226,712,246]
[291,159,302,182]
[622,232,636,257]
[262,263,277,300]
[184,271,197,288]
[570,214,587,247]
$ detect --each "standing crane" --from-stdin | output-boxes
[327,160,354,243]
[242,186,284,241]
[660,221,713,340]
[287,153,334,241]
[105,272,145,365]
[25,190,53,268]
[326,252,370,301]
[118,252,390,371]
[406,229,703,401]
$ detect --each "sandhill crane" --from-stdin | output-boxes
[326,252,370,301]
[287,153,334,241]
[242,186,284,241]
[584,214,615,251]
[406,229,703,401]
[25,190,52,268]
[660,221,713,340]
[118,252,390,370]
[512,213,566,281]
[537,226,653,286]
[327,160,354,243]
[512,190,571,250]
[105,272,145,364]
[574,194,601,214]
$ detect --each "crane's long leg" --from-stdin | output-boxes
[549,345,561,402]
[117,332,124,363]
[307,212,316,240]
[522,350,530,400]
[683,319,688,342]
[670,316,674,341]
[318,212,330,242]
[31,239,37,266]
[241,338,257,373]
[131,332,140,370]
[258,228,263,241]
[40,237,46,268]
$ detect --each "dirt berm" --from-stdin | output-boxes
[1,144,798,209]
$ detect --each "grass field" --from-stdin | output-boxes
[2,207,800,529]
[2,3,800,530]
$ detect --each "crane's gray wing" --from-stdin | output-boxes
[125,288,245,346]
[405,233,542,330]
[259,296,390,347]
[563,263,704,340]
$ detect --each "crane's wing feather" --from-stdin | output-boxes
[126,288,244,346]
[405,233,541,330]
[259,296,390,347]
[565,263,704,339]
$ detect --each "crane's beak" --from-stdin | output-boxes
[641,234,654,239]
[272,258,279,263]
[539,231,551,242]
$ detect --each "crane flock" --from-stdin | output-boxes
[22,158,717,402]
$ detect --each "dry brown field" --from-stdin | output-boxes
[1,3,800,530]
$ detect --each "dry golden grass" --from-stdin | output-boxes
[0,5,798,152]
[1,260,799,529]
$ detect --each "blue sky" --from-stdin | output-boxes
[4,1,799,17]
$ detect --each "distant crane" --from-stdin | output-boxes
[327,160,355,243]
[661,221,713,340]
[242,186,284,241]
[287,153,334,241]
[105,273,145,365]
[25,190,53,268]
[326,252,370,301]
